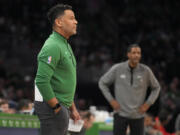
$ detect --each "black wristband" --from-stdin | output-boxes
[52,103,61,110]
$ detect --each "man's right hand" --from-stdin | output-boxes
[47,97,61,113]
[110,99,120,111]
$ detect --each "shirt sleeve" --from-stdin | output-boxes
[145,67,161,105]
[175,114,180,131]
[98,64,118,102]
[35,44,61,101]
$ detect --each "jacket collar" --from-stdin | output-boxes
[52,31,68,43]
[125,60,140,71]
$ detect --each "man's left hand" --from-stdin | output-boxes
[139,103,150,114]
[70,109,81,123]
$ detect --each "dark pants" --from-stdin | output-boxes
[34,101,69,135]
[113,113,144,135]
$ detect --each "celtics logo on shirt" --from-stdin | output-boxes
[47,56,52,64]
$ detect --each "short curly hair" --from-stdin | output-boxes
[127,44,140,53]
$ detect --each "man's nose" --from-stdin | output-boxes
[135,53,140,57]
[74,19,78,24]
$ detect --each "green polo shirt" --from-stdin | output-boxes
[35,31,76,107]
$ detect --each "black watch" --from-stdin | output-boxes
[52,103,61,110]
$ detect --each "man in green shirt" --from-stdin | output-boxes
[34,4,80,135]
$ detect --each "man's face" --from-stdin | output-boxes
[58,10,78,37]
[144,115,153,126]
[1,103,9,113]
[127,47,141,65]
[28,103,33,110]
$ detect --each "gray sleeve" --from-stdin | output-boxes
[145,67,161,105]
[98,64,117,102]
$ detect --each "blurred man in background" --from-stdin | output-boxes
[17,99,34,115]
[0,99,15,113]
[0,99,10,113]
[99,44,160,135]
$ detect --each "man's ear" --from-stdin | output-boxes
[55,18,62,27]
